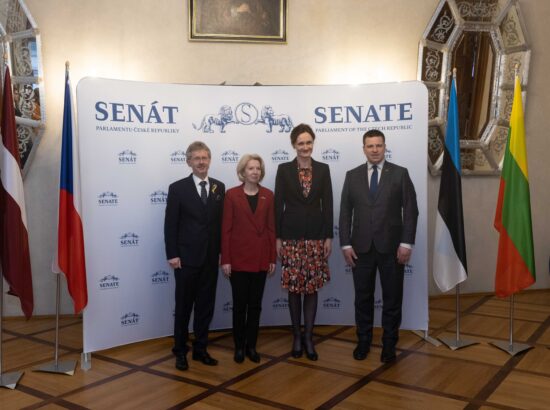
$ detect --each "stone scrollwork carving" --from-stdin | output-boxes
[428,88,439,120]
[457,0,499,21]
[428,126,444,164]
[501,14,522,47]
[12,39,33,75]
[423,48,443,82]
[0,0,44,177]
[418,0,530,176]
[428,4,455,44]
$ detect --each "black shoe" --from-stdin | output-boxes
[291,334,303,358]
[192,351,218,366]
[305,348,318,361]
[291,348,303,358]
[234,348,245,363]
[304,340,318,361]
[175,355,188,371]
[246,347,261,363]
[353,342,370,360]
[380,346,396,363]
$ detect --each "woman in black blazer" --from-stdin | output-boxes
[274,123,333,361]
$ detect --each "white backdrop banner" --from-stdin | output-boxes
[78,78,429,353]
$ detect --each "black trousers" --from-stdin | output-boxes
[172,259,219,357]
[230,270,267,349]
[352,245,404,348]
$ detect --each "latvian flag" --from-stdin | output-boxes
[0,67,33,318]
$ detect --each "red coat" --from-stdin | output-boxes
[221,185,276,272]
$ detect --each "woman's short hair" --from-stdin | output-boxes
[290,123,316,146]
[236,154,266,182]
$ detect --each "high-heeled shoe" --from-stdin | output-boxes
[291,348,303,358]
[246,347,261,363]
[291,334,303,358]
[304,336,318,361]
[305,347,318,361]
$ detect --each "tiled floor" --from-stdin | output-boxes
[1,291,549,409]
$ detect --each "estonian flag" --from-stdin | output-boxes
[433,76,468,292]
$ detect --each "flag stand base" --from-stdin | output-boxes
[0,274,25,389]
[32,274,76,376]
[412,330,441,346]
[490,340,532,356]
[0,371,23,390]
[439,336,478,351]
[33,360,76,376]
[489,295,532,356]
[438,284,477,351]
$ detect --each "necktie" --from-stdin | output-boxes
[199,181,208,205]
[369,164,378,199]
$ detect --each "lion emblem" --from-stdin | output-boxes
[258,105,293,133]
[193,105,234,133]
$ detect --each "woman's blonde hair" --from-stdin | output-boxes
[236,154,265,182]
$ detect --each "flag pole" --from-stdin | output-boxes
[33,61,77,376]
[438,68,477,351]
[0,275,24,389]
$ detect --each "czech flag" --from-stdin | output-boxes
[54,66,87,313]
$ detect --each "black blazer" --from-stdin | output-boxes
[164,174,225,267]
[275,158,333,240]
[339,161,418,254]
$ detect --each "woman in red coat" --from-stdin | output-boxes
[221,154,276,363]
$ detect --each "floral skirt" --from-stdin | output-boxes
[280,239,330,294]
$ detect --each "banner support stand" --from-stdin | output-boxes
[33,274,76,375]
[439,284,477,350]
[490,294,532,356]
[0,277,23,389]
[80,352,91,371]
[412,330,441,346]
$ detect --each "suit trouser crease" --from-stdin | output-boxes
[230,270,267,349]
[173,261,219,356]
[352,246,404,347]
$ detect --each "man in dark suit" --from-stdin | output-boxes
[164,141,225,371]
[339,129,418,363]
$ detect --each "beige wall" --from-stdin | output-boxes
[5,0,548,315]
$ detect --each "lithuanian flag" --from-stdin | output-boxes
[494,75,536,297]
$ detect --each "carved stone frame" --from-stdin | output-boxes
[418,0,530,176]
[0,0,45,177]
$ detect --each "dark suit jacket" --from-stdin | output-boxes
[220,185,276,272]
[339,161,418,254]
[164,174,225,267]
[275,158,333,240]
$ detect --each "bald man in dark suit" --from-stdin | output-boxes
[339,129,418,363]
